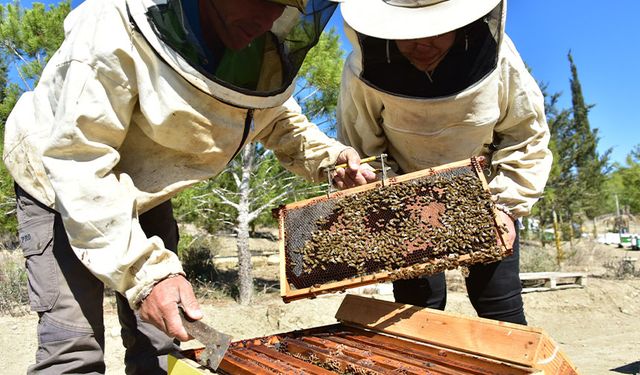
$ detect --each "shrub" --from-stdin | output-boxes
[178,234,220,283]
[0,250,29,316]
[519,241,560,272]
[603,257,639,279]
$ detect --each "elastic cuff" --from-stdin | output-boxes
[134,272,185,309]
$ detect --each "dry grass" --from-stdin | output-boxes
[0,250,29,316]
[519,237,640,279]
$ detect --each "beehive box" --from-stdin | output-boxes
[276,158,512,302]
[168,295,580,374]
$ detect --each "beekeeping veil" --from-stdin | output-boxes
[340,0,504,98]
[127,0,337,108]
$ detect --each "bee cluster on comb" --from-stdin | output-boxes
[278,158,510,301]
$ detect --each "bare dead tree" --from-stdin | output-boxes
[196,143,321,304]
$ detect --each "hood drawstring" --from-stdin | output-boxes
[465,31,469,51]
[229,108,254,163]
[386,40,391,64]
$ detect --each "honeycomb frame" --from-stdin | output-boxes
[277,158,512,302]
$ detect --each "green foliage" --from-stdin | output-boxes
[173,183,224,233]
[605,145,640,214]
[0,251,29,315]
[244,149,323,228]
[0,0,71,238]
[534,83,570,241]
[0,1,70,89]
[566,52,610,218]
[0,1,70,237]
[296,28,344,133]
[536,53,612,234]
[178,233,220,283]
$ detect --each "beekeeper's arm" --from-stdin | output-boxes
[255,96,377,188]
[41,60,197,341]
[489,39,553,221]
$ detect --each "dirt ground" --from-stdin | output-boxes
[1,238,639,375]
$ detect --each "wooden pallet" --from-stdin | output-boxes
[168,295,580,374]
[520,272,587,293]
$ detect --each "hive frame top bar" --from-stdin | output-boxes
[293,157,486,210]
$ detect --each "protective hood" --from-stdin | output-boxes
[342,0,505,98]
[127,0,337,109]
[341,0,502,40]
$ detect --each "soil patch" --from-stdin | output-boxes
[2,238,639,374]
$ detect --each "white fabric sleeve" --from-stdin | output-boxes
[489,49,553,218]
[254,96,350,182]
[41,61,183,309]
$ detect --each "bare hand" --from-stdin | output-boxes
[139,275,202,341]
[497,210,517,248]
[332,148,378,189]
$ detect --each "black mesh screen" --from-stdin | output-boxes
[282,162,508,289]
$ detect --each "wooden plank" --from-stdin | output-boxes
[519,272,586,280]
[335,294,579,373]
[522,285,584,293]
[278,207,291,299]
[217,352,274,375]
[284,337,388,374]
[338,326,537,375]
[520,272,587,293]
[232,348,309,374]
[250,345,336,375]
[533,335,579,375]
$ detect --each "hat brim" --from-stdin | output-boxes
[340,0,501,40]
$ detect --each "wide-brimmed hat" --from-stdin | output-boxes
[340,0,502,40]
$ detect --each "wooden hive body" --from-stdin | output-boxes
[168,295,580,374]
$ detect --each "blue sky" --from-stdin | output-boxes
[9,0,639,165]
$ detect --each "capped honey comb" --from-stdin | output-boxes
[277,158,511,302]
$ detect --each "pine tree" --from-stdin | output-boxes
[567,52,610,219]
[535,83,573,244]
[0,1,71,236]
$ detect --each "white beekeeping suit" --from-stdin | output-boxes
[336,0,552,326]
[337,0,552,219]
[3,0,347,308]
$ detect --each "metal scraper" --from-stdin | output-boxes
[179,307,232,370]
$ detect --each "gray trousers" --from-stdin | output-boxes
[15,185,180,374]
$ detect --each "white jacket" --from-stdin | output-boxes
[3,0,346,308]
[338,28,552,219]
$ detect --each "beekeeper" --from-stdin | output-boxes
[337,0,552,325]
[3,0,375,373]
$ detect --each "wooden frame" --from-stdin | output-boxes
[278,158,512,302]
[336,295,579,374]
[168,295,579,374]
